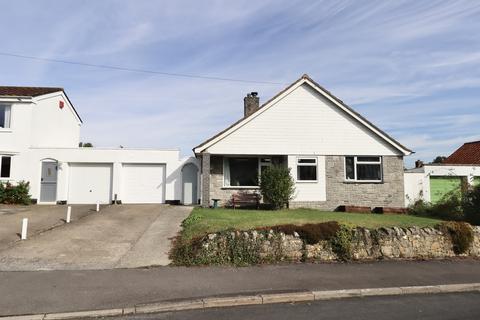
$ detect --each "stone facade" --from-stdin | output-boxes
[195,226,480,264]
[207,154,405,209]
[290,155,405,210]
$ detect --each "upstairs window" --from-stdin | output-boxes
[0,104,11,129]
[0,156,11,178]
[297,157,317,181]
[345,156,382,182]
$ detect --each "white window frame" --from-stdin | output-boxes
[344,156,383,182]
[296,157,318,182]
[0,104,12,129]
[0,155,12,179]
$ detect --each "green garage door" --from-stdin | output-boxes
[430,176,462,203]
[474,177,480,187]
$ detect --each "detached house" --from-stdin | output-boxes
[194,75,413,210]
[0,86,199,205]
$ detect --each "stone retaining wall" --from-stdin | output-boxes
[199,226,480,263]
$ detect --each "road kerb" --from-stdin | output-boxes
[135,299,204,314]
[360,287,403,297]
[43,308,123,320]
[203,295,263,308]
[313,289,362,300]
[399,285,441,294]
[0,315,45,320]
[436,283,480,293]
[2,282,480,320]
[260,291,314,304]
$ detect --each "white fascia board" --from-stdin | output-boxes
[33,91,83,125]
[302,79,412,156]
[193,80,305,154]
[195,78,411,156]
[0,97,33,103]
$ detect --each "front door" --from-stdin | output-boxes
[40,161,57,203]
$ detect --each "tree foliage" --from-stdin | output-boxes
[259,166,295,210]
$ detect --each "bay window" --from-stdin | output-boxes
[223,157,273,187]
[0,104,11,129]
[345,156,382,182]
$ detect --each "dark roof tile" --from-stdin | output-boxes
[444,141,480,165]
[0,86,63,97]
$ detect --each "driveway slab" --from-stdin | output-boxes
[0,205,95,251]
[0,205,192,271]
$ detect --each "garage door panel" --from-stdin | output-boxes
[68,163,113,204]
[430,176,462,204]
[122,164,165,203]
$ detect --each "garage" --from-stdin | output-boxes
[68,163,113,204]
[429,176,462,203]
[121,164,165,203]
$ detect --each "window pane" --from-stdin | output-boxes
[1,156,11,178]
[357,156,380,162]
[345,157,355,179]
[298,165,317,180]
[0,105,6,128]
[356,163,381,181]
[228,158,258,186]
[298,158,316,164]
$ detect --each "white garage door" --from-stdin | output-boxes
[122,164,165,203]
[68,163,113,204]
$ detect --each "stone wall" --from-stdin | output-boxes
[196,225,480,263]
[291,155,405,210]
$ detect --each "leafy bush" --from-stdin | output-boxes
[462,185,480,225]
[258,221,341,245]
[0,181,31,205]
[438,221,474,255]
[408,191,464,221]
[259,166,295,210]
[329,226,354,261]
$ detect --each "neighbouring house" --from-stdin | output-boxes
[194,74,413,210]
[405,141,480,205]
[0,86,199,205]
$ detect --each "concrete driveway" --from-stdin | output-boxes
[0,205,192,271]
[0,204,95,251]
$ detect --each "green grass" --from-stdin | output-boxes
[180,208,441,240]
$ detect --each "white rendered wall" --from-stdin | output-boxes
[288,155,327,202]
[206,84,401,156]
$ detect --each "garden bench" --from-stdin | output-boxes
[231,192,260,209]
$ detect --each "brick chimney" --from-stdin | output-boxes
[244,92,259,117]
[415,160,424,168]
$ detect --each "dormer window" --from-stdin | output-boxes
[0,104,11,128]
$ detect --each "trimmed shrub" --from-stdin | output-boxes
[438,221,474,255]
[258,221,340,245]
[0,181,31,205]
[259,166,295,210]
[329,226,354,261]
[463,185,480,226]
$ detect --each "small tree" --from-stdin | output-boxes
[259,166,295,210]
[432,156,446,164]
[79,142,94,147]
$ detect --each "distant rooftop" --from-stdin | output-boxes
[443,140,480,165]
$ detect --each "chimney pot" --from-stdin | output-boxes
[244,92,259,117]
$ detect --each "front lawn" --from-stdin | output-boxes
[180,208,441,240]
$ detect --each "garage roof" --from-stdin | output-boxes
[444,141,480,165]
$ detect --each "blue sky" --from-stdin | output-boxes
[1,1,479,166]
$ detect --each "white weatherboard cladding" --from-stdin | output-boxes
[206,84,400,156]
[68,163,113,204]
[121,164,165,203]
[288,155,327,201]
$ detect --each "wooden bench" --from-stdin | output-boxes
[231,192,260,209]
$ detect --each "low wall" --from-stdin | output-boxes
[192,226,480,264]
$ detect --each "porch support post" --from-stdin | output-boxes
[201,152,211,208]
